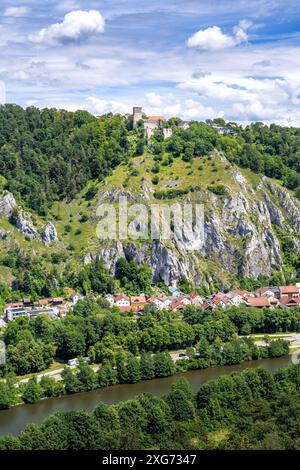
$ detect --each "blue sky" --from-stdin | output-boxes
[0,0,300,124]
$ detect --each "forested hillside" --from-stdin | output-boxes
[0,105,130,214]
[0,105,300,297]
[0,105,300,215]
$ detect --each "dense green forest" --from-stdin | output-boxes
[2,364,300,450]
[0,105,130,214]
[0,252,153,301]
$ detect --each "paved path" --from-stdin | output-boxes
[244,332,300,348]
[18,335,299,386]
[17,350,188,385]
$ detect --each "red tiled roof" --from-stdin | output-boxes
[147,116,165,121]
[202,302,212,310]
[280,297,300,306]
[190,291,198,299]
[279,286,299,294]
[248,297,270,308]
[130,296,147,304]
[115,293,130,302]
[169,298,184,310]
[5,302,22,308]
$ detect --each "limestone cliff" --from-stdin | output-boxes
[91,163,300,288]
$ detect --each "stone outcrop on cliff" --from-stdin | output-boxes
[15,212,39,239]
[0,191,17,219]
[41,221,59,245]
[96,169,300,288]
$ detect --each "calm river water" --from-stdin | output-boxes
[0,355,293,436]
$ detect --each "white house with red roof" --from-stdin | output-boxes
[114,293,130,308]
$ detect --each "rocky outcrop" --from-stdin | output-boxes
[15,212,38,239]
[98,171,300,287]
[261,178,300,231]
[41,222,58,245]
[100,188,134,203]
[0,191,17,219]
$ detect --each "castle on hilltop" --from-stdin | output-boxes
[133,106,173,140]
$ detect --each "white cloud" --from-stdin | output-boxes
[178,69,300,124]
[187,20,251,51]
[146,92,163,107]
[164,103,182,116]
[4,6,30,17]
[29,10,105,44]
[56,1,80,11]
[84,97,129,115]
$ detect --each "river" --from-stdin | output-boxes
[0,355,293,436]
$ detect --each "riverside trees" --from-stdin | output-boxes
[2,365,300,450]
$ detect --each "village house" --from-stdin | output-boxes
[150,295,170,310]
[6,306,57,322]
[255,287,277,299]
[69,293,82,306]
[202,302,214,311]
[34,298,49,307]
[130,295,147,304]
[105,294,115,307]
[129,295,148,313]
[178,121,190,130]
[190,291,203,305]
[169,298,185,313]
[247,297,271,309]
[227,291,245,306]
[27,308,58,320]
[6,307,28,322]
[211,294,231,308]
[168,286,182,297]
[279,285,299,299]
[279,297,300,308]
[4,302,23,313]
[114,293,130,308]
[181,296,192,306]
[51,297,64,306]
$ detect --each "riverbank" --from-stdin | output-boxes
[0,354,293,437]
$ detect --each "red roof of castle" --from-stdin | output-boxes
[147,116,165,121]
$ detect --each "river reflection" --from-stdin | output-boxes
[0,355,293,436]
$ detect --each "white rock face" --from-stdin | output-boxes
[97,173,300,287]
[15,212,38,239]
[42,221,58,245]
[0,192,17,218]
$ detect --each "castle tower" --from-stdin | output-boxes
[133,106,143,129]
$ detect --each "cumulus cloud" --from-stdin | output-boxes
[4,6,30,17]
[84,97,128,115]
[178,70,300,124]
[29,10,105,44]
[146,92,163,107]
[187,20,251,51]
